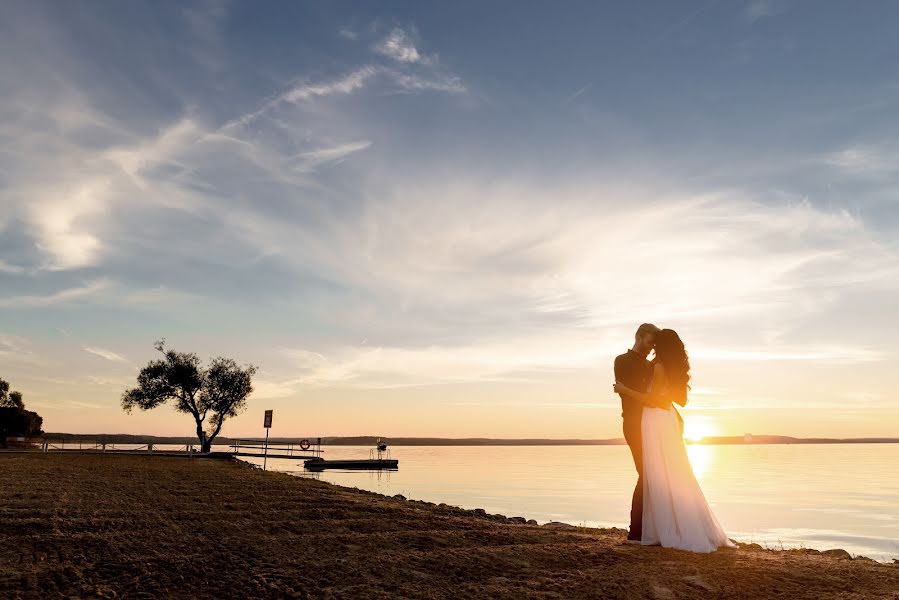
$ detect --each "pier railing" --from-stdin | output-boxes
[19,438,205,455]
[230,438,323,460]
[3,437,324,459]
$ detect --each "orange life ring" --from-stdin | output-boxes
[299,439,311,450]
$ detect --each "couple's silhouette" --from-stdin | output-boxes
[614,324,734,553]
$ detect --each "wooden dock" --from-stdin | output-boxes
[230,438,324,460]
[232,438,399,471]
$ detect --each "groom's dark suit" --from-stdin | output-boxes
[614,349,653,541]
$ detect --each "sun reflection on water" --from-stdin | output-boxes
[687,443,714,481]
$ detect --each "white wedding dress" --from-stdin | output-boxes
[641,406,735,553]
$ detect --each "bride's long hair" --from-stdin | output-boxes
[653,329,691,402]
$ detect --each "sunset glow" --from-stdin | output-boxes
[682,416,721,444]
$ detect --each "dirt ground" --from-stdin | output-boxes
[0,453,896,599]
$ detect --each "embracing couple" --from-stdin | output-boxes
[613,323,734,553]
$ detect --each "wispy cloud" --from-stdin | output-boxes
[0,280,112,308]
[221,28,463,131]
[441,400,620,409]
[0,259,25,274]
[223,59,465,131]
[564,84,591,104]
[292,141,372,172]
[105,118,201,182]
[181,0,231,73]
[0,334,33,358]
[223,66,381,130]
[385,69,466,94]
[250,379,301,400]
[61,399,105,410]
[121,286,200,307]
[282,66,381,103]
[745,0,781,22]
[0,333,44,367]
[277,336,888,391]
[822,143,899,179]
[373,28,431,64]
[85,375,135,389]
[338,27,358,41]
[279,332,631,389]
[83,346,129,363]
[690,345,885,365]
[26,179,109,271]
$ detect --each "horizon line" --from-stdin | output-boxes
[37,432,899,446]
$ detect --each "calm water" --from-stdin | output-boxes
[239,444,899,562]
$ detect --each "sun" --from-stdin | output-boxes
[682,416,719,443]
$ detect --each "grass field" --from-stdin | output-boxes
[0,453,896,599]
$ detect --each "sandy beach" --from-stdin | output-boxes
[0,453,896,599]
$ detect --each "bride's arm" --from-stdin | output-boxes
[613,364,671,408]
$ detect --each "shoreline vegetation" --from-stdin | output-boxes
[1,454,897,599]
[41,433,899,445]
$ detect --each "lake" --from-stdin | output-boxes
[238,443,899,562]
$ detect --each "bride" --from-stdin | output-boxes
[614,329,735,553]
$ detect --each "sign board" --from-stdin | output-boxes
[263,409,273,428]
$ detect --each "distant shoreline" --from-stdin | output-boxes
[41,433,899,446]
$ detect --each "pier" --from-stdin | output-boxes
[229,438,324,460]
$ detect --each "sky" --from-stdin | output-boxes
[1,1,898,440]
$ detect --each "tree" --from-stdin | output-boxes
[8,391,24,410]
[0,381,43,448]
[122,340,257,452]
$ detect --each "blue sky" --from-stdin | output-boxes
[1,1,898,438]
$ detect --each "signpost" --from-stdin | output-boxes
[263,410,273,471]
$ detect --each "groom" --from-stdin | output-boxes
[614,323,660,544]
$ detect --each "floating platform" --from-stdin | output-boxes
[303,457,398,471]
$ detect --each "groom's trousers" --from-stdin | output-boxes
[623,416,643,540]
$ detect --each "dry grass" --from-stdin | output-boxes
[0,453,897,599]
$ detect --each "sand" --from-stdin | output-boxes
[0,453,896,599]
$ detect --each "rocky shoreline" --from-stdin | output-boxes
[365,489,892,564]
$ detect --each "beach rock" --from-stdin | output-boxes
[527,519,538,525]
[822,549,852,560]
[492,514,507,521]
[473,508,487,516]
[392,494,406,501]
[742,543,764,551]
[854,555,874,562]
[507,517,527,524]
[787,548,820,557]
[683,575,715,592]
[543,521,577,530]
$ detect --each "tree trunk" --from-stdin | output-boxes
[205,417,225,454]
[195,419,209,453]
